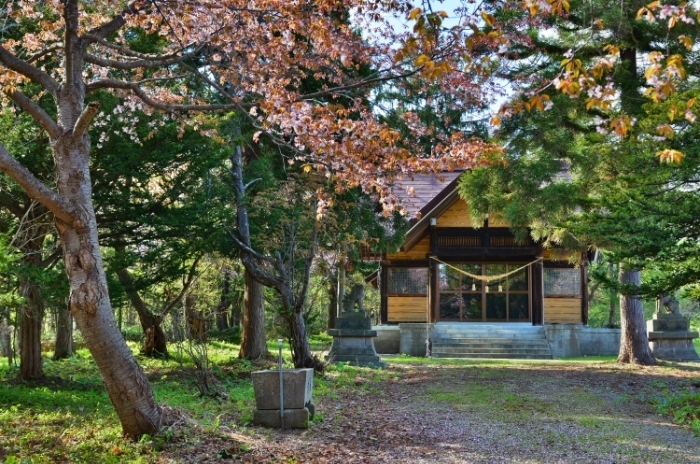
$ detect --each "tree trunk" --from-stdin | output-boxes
[607,263,616,327]
[18,276,43,380]
[287,311,315,369]
[239,269,268,359]
[617,267,655,365]
[327,273,337,330]
[51,96,160,435]
[53,305,73,360]
[170,305,185,342]
[0,2,161,438]
[0,318,13,366]
[215,269,232,331]
[230,289,243,328]
[116,268,168,358]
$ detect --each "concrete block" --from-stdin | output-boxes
[373,326,400,354]
[579,328,621,356]
[399,323,433,357]
[544,324,582,358]
[251,368,313,410]
[253,408,310,429]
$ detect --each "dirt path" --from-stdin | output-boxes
[166,360,700,463]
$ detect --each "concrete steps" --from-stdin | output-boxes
[431,324,553,360]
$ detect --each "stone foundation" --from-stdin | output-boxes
[373,326,400,354]
[647,312,699,362]
[327,312,385,367]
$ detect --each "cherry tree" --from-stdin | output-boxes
[0,0,506,437]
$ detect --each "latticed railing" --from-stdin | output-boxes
[437,236,482,247]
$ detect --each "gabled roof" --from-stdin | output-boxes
[394,171,463,218]
[395,171,464,251]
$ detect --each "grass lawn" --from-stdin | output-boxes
[1,339,699,463]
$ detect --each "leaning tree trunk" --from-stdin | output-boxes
[18,276,44,380]
[239,269,268,360]
[0,2,160,438]
[53,305,73,360]
[617,266,655,365]
[116,269,168,358]
[50,92,161,435]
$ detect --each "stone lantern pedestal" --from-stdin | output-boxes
[327,311,385,368]
[647,312,699,362]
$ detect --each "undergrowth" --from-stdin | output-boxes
[653,391,700,436]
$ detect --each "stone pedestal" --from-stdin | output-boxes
[647,312,699,362]
[251,368,314,429]
[327,311,385,368]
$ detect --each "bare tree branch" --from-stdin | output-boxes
[83,33,191,60]
[225,228,269,263]
[84,2,143,42]
[0,143,77,224]
[84,51,198,70]
[0,47,59,93]
[5,90,61,139]
[243,178,262,192]
[72,102,100,141]
[160,254,203,319]
[299,66,424,100]
[85,79,238,112]
[26,45,62,64]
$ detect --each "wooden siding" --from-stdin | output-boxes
[388,296,428,323]
[437,199,471,227]
[544,298,582,323]
[387,235,430,260]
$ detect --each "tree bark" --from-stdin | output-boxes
[287,310,314,368]
[49,29,161,433]
[239,268,268,359]
[327,273,337,330]
[617,266,655,365]
[18,276,44,380]
[0,319,13,366]
[230,288,243,328]
[53,305,73,360]
[215,269,232,331]
[116,268,168,358]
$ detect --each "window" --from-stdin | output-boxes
[438,263,530,321]
[544,268,581,297]
[388,268,428,295]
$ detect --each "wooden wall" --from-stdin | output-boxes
[437,199,471,227]
[387,235,430,260]
[544,298,582,323]
[387,296,428,323]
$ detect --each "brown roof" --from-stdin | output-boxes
[393,171,463,218]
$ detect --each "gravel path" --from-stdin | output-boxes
[167,361,700,463]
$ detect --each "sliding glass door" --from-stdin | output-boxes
[438,263,530,322]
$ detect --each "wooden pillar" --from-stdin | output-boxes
[380,265,388,324]
[531,262,544,325]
